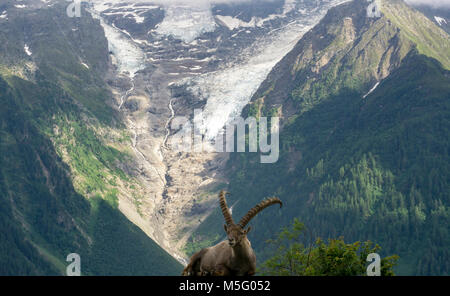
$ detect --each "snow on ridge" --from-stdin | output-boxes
[92,1,216,43]
[24,44,32,56]
[100,3,159,24]
[434,16,447,26]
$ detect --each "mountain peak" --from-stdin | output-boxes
[380,0,450,69]
[249,0,450,123]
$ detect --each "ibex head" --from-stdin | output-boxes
[219,190,282,247]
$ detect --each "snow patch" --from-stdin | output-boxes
[0,11,7,19]
[363,82,380,98]
[133,14,145,24]
[216,15,256,30]
[155,5,216,43]
[283,0,297,15]
[24,44,32,56]
[216,12,289,31]
[434,16,447,26]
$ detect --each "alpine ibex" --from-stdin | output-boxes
[182,190,282,276]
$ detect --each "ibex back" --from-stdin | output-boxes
[182,191,282,276]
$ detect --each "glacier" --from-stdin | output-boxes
[180,0,351,140]
[90,3,146,78]
[155,4,217,43]
[89,0,351,138]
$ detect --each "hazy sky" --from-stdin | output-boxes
[404,0,450,9]
[90,0,450,9]
[92,0,277,5]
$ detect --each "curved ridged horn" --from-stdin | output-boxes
[219,190,234,226]
[238,197,282,228]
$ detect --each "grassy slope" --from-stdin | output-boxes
[380,0,450,70]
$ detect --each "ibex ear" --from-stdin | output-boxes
[244,226,252,234]
[224,224,228,232]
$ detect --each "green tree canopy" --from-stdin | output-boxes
[259,219,399,276]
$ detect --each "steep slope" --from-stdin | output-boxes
[404,3,450,40]
[0,1,182,275]
[187,0,450,275]
[0,75,182,275]
[247,0,449,121]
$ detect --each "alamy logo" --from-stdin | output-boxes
[168,109,280,164]
[66,0,83,18]
[66,253,81,276]
[366,0,381,18]
[366,253,381,276]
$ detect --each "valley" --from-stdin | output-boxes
[89,0,350,262]
[0,0,448,275]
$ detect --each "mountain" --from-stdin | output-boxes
[0,0,182,275]
[187,0,450,275]
[410,3,450,35]
[0,0,347,274]
[85,0,350,262]
[1,0,448,276]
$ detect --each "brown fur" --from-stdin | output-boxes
[182,191,282,276]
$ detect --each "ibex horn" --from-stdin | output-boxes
[238,197,282,228]
[219,190,234,226]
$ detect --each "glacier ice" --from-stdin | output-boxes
[181,0,351,140]
[155,5,217,43]
[101,20,146,78]
[90,4,146,78]
[89,0,351,139]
